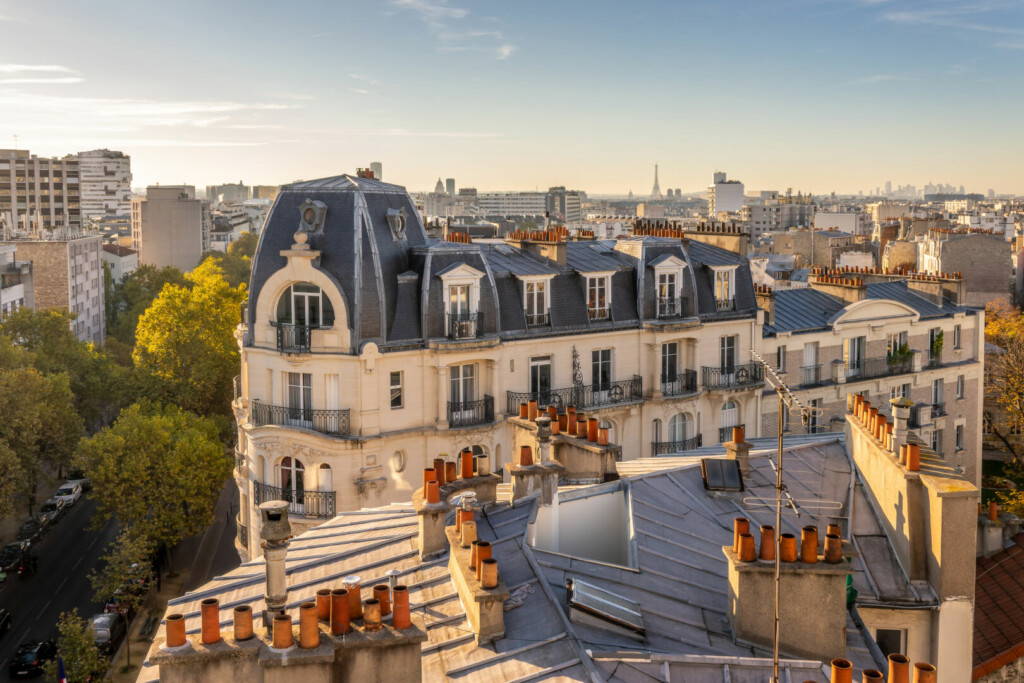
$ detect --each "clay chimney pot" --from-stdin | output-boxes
[733,517,750,554]
[392,585,412,629]
[825,533,843,563]
[423,467,437,489]
[232,605,253,641]
[200,598,221,645]
[373,584,391,616]
[461,519,477,548]
[343,576,363,619]
[519,445,534,466]
[165,613,186,648]
[830,658,853,683]
[519,402,528,419]
[759,525,776,561]
[738,532,756,562]
[475,541,493,581]
[299,601,319,649]
[272,614,293,649]
[888,654,910,683]
[330,589,350,635]
[988,500,999,521]
[912,663,937,683]
[863,671,884,682]
[800,525,819,563]
[363,599,383,631]
[425,480,440,504]
[907,443,921,471]
[480,558,499,589]
[315,589,331,622]
[588,417,599,442]
[433,458,447,485]
[461,449,474,480]
[443,460,456,483]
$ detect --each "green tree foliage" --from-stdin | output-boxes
[132,259,246,416]
[46,610,108,682]
[0,309,127,427]
[201,231,258,287]
[76,402,231,548]
[90,528,154,664]
[105,264,188,346]
[0,441,23,520]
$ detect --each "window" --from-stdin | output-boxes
[277,283,335,327]
[587,276,610,320]
[592,349,612,391]
[700,458,743,492]
[808,398,821,432]
[776,345,786,373]
[278,456,305,502]
[652,418,662,445]
[287,372,312,422]
[525,280,548,325]
[721,400,739,432]
[720,335,737,372]
[714,269,734,308]
[448,283,471,317]
[955,424,964,451]
[657,272,678,316]
[875,628,906,658]
[668,413,692,442]
[953,324,961,349]
[956,374,965,399]
[931,429,943,451]
[389,371,403,409]
[844,336,866,374]
[932,378,944,406]
[661,342,678,382]
[886,331,908,355]
[449,364,476,406]
[530,356,552,403]
[890,383,911,400]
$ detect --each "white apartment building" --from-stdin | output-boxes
[0,243,30,318]
[708,171,745,215]
[232,175,765,555]
[476,191,547,216]
[740,191,815,237]
[0,149,81,232]
[814,210,871,236]
[100,244,138,282]
[77,149,132,218]
[131,185,211,272]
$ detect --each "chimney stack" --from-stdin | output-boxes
[258,500,292,629]
[725,426,752,477]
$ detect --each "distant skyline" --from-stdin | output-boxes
[1,0,1022,194]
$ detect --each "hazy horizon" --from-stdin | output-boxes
[2,0,1022,194]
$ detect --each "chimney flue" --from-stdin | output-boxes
[912,663,937,683]
[165,613,186,648]
[271,614,293,649]
[330,588,350,635]
[374,584,392,616]
[392,585,412,629]
[258,500,292,628]
[232,605,253,641]
[200,598,221,644]
[888,654,910,683]
[343,576,362,619]
[299,602,319,649]
[830,658,853,683]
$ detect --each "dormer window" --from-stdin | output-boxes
[275,283,334,353]
[525,280,549,326]
[711,265,738,312]
[586,275,611,321]
[651,254,687,318]
[437,262,485,340]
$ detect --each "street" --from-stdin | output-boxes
[0,498,117,681]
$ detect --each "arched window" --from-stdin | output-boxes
[720,401,739,442]
[668,413,692,443]
[652,418,663,444]
[278,456,305,503]
[602,419,617,445]
[318,463,333,492]
[277,283,335,327]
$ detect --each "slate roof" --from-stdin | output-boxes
[974,533,1024,675]
[247,176,759,350]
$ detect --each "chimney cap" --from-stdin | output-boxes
[259,500,292,541]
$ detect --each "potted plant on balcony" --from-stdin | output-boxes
[929,331,944,363]
[887,342,913,369]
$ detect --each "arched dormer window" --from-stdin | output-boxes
[277,283,335,328]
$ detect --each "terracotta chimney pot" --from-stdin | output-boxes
[343,576,363,620]
[733,517,750,554]
[907,443,921,471]
[732,425,745,443]
[315,589,331,622]
[759,525,776,561]
[527,400,539,421]
[480,558,499,589]
[830,658,853,683]
[330,589,350,635]
[272,614,293,649]
[444,461,457,483]
[433,458,446,485]
[373,585,391,616]
[457,507,474,534]
[899,444,908,466]
[547,405,558,421]
[888,654,910,683]
[470,540,482,571]
[825,533,843,563]
[461,520,477,548]
[475,541,493,581]
[912,663,937,683]
[475,454,490,476]
[519,445,534,466]
[551,419,561,435]
[299,602,319,649]
[362,599,383,631]
[232,605,253,641]
[425,480,440,504]
[800,525,819,563]
[988,500,999,521]
[461,449,474,479]
[863,671,884,682]
[392,585,412,629]
[519,402,528,419]
[200,598,221,644]
[588,417,599,442]
[574,412,586,436]
[827,523,841,538]
[738,533,756,562]
[423,467,438,488]
[165,613,186,648]
[598,426,609,445]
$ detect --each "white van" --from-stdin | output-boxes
[54,481,82,506]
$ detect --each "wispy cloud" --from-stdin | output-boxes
[389,0,517,60]
[0,64,75,73]
[995,40,1024,49]
[881,2,1024,37]
[349,88,370,95]
[348,73,379,86]
[0,77,83,84]
[851,73,917,83]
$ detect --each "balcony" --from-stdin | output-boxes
[587,306,610,321]
[844,357,912,381]
[657,296,688,319]
[526,311,550,327]
[715,298,736,312]
[702,364,764,390]
[931,403,946,418]
[651,435,703,456]
[447,312,481,340]
[250,400,351,436]
[506,375,643,414]
[662,370,698,397]
[253,481,335,519]
[719,424,745,443]
[926,355,941,369]
[275,322,312,353]
[801,364,825,387]
[447,395,495,428]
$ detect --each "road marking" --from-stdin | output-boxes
[56,575,69,592]
[71,556,85,572]
[35,600,52,621]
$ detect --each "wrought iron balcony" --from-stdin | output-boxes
[447,395,494,428]
[249,400,351,436]
[661,369,698,397]
[506,375,643,414]
[526,311,550,327]
[651,435,703,456]
[715,298,736,312]
[274,322,312,353]
[844,357,912,381]
[657,296,688,319]
[253,481,335,519]
[587,306,610,321]
[702,363,764,390]
[801,364,824,387]
[447,312,480,340]
[719,424,745,443]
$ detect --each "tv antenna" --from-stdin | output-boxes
[750,349,817,683]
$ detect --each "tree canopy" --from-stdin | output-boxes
[75,401,231,548]
[201,232,258,288]
[46,610,108,682]
[132,259,246,417]
[105,264,188,346]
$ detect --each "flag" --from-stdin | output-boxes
[57,657,68,683]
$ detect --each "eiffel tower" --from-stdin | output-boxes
[650,163,662,199]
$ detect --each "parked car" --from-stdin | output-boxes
[0,542,26,573]
[38,498,65,528]
[89,612,126,654]
[0,608,12,637]
[16,519,42,545]
[67,470,92,492]
[53,481,82,507]
[8,640,56,678]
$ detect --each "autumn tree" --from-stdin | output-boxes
[984,301,1024,462]
[0,442,23,520]
[46,610,108,682]
[75,402,231,549]
[202,232,258,287]
[105,264,188,346]
[90,529,154,666]
[132,259,246,417]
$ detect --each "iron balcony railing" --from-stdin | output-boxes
[587,306,610,321]
[253,481,335,519]
[506,375,643,414]
[715,298,736,312]
[702,363,764,390]
[931,403,946,418]
[719,424,745,443]
[274,323,313,353]
[661,370,698,397]
[447,395,494,428]
[801,364,824,387]
[844,357,912,381]
[651,435,703,456]
[447,312,480,340]
[657,296,688,319]
[526,311,550,327]
[250,399,351,436]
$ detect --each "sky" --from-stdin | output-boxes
[0,0,1021,194]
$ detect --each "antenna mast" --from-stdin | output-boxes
[750,349,815,683]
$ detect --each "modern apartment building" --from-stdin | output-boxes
[131,185,211,271]
[206,181,251,205]
[0,149,81,232]
[740,191,815,236]
[1,234,105,344]
[232,174,764,553]
[707,171,745,215]
[757,270,984,484]
[76,149,131,218]
[476,191,548,216]
[0,243,31,318]
[546,186,583,222]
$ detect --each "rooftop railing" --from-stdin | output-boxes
[274,322,312,353]
[844,356,912,381]
[656,295,688,319]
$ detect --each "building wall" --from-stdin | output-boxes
[0,149,82,231]
[132,186,208,272]
[77,149,131,218]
